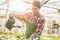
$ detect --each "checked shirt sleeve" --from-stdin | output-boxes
[35,14,45,36]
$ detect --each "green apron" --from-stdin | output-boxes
[26,22,41,40]
[26,15,41,39]
[26,22,36,39]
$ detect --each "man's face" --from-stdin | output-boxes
[32,5,40,13]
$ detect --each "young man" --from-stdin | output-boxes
[12,0,45,39]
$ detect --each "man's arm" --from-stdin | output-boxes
[13,12,30,22]
[31,15,45,38]
[35,15,45,35]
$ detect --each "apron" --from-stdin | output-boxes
[26,22,36,39]
[25,15,41,39]
[26,22,41,40]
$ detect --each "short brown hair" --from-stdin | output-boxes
[33,0,41,8]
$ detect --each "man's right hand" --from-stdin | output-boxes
[9,12,15,19]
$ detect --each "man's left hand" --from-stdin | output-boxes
[30,33,38,39]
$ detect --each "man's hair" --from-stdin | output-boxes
[33,0,41,8]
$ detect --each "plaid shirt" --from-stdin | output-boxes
[14,12,45,37]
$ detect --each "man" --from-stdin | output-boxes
[12,0,45,39]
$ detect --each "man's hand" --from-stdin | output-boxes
[9,12,15,18]
[30,33,38,39]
